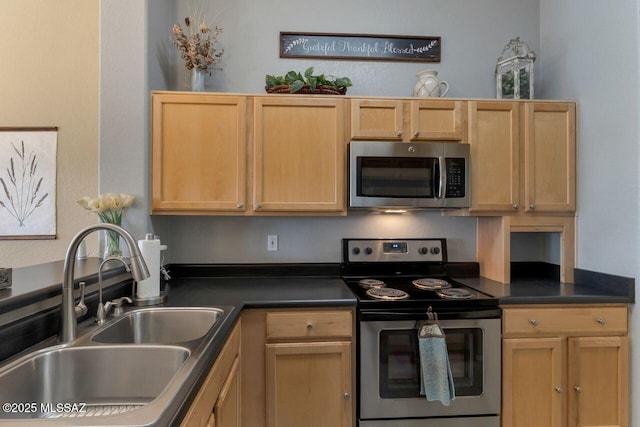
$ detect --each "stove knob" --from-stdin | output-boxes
[419,247,429,255]
[431,247,441,255]
[365,247,373,255]
[352,247,361,255]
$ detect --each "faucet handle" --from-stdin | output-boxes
[74,281,88,318]
[110,296,132,316]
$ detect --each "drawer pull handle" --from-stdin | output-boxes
[574,386,582,393]
[596,318,606,325]
[344,392,350,400]
[306,322,313,330]
[529,319,539,326]
[555,387,563,393]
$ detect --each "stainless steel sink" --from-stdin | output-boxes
[0,345,189,419]
[91,307,224,344]
[0,305,235,426]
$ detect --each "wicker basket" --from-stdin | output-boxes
[265,84,347,95]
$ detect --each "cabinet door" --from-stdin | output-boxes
[253,97,346,213]
[523,102,576,213]
[350,99,404,140]
[468,101,519,212]
[152,93,247,212]
[265,341,352,427]
[568,336,629,427]
[409,99,464,141]
[502,338,565,427]
[214,356,241,427]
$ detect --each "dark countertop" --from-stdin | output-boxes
[167,275,357,308]
[457,268,635,305]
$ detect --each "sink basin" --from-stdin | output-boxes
[92,307,224,344]
[0,345,189,419]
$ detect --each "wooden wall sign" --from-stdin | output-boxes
[280,32,441,62]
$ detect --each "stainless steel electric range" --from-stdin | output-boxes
[341,238,501,427]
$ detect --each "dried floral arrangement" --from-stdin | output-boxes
[172,10,224,73]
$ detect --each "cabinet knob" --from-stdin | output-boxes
[574,386,582,393]
[596,318,606,325]
[396,131,403,137]
[513,204,519,210]
[255,203,262,209]
[529,204,536,209]
[344,392,351,400]
[237,203,244,209]
[414,131,419,137]
[555,387,563,393]
[529,319,539,326]
[306,322,313,330]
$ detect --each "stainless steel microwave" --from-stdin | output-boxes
[348,141,470,209]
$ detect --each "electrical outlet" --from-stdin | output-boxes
[267,235,278,251]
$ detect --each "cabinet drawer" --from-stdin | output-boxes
[503,306,628,336]
[266,310,352,340]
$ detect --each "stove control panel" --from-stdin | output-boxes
[345,238,446,263]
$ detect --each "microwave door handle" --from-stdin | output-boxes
[431,158,440,199]
[437,156,446,199]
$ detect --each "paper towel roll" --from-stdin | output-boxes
[137,234,161,299]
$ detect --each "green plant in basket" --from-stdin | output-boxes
[265,67,353,94]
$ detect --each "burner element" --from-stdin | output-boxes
[366,287,409,300]
[412,278,452,291]
[359,279,386,289]
[436,288,477,300]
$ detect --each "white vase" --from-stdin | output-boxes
[191,68,206,92]
[413,69,449,97]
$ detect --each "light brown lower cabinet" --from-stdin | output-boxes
[241,307,355,427]
[181,322,241,427]
[501,305,629,427]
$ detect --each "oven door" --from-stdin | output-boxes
[359,317,501,421]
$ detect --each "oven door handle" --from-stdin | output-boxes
[360,308,502,322]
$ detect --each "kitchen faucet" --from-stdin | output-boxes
[59,223,150,343]
[95,255,133,324]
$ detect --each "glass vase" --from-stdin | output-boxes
[102,219,123,259]
[191,68,206,92]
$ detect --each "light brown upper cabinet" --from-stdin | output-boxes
[151,92,347,216]
[467,100,576,215]
[252,97,347,214]
[468,100,520,212]
[350,98,464,142]
[523,102,576,213]
[151,92,247,213]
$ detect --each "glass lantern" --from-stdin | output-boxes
[495,37,536,99]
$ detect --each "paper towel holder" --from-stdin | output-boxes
[132,233,169,306]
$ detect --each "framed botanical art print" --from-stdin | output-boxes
[0,127,57,239]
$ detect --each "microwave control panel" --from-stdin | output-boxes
[445,158,466,198]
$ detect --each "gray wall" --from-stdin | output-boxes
[539,2,639,425]
[102,0,540,263]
